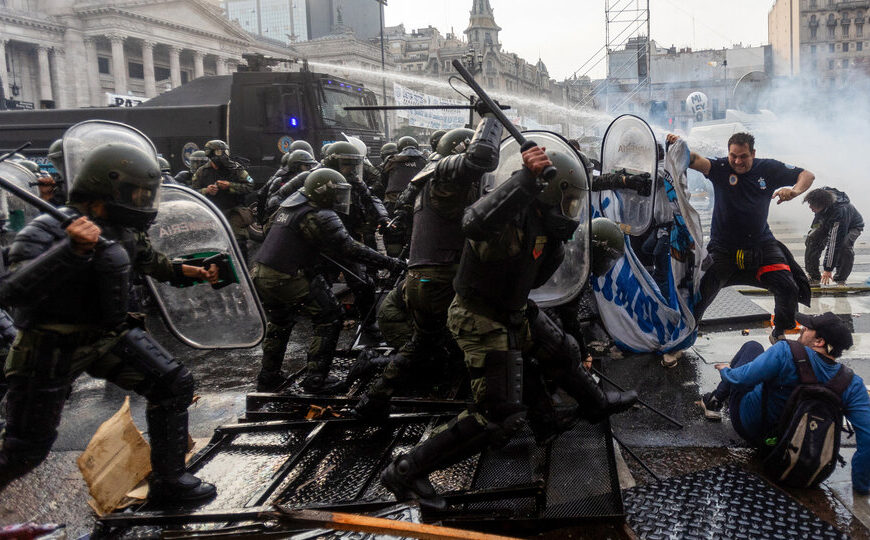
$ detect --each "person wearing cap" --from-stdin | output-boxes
[699,312,870,493]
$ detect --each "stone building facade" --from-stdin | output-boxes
[769,0,870,81]
[0,0,292,109]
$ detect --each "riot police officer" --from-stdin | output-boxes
[380,138,428,257]
[251,168,405,393]
[191,140,254,261]
[288,139,315,156]
[429,130,447,154]
[0,142,219,503]
[257,150,319,226]
[157,157,175,185]
[15,160,63,206]
[174,151,208,187]
[352,119,499,421]
[379,145,637,509]
[371,142,399,200]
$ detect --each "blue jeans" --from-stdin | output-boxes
[711,340,765,442]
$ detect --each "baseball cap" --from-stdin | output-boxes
[794,312,853,358]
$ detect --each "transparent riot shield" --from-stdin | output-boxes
[62,120,158,192]
[490,131,591,307]
[599,114,658,236]
[0,161,39,233]
[145,184,266,349]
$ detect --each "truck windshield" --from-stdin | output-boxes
[321,84,375,130]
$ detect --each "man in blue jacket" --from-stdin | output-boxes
[700,312,870,494]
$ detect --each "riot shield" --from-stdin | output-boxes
[62,120,158,192]
[490,131,591,307]
[599,114,658,236]
[0,161,39,233]
[145,184,266,349]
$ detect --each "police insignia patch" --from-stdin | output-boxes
[729,174,738,186]
[533,235,547,259]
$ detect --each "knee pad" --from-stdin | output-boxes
[479,350,524,423]
[3,377,68,461]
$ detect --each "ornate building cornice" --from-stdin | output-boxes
[0,7,65,33]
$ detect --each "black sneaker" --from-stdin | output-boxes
[699,392,723,421]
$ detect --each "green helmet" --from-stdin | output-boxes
[48,139,65,177]
[188,150,208,173]
[396,136,419,152]
[379,142,398,161]
[536,148,587,218]
[69,142,162,230]
[281,149,318,173]
[429,130,447,151]
[14,160,41,175]
[320,143,332,159]
[436,128,474,156]
[289,140,314,155]
[323,141,364,181]
[157,156,171,173]
[203,139,229,158]
[300,167,352,214]
[590,217,625,276]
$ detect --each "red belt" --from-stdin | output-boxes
[756,263,790,281]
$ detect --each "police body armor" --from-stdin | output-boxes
[254,201,319,277]
[408,177,476,268]
[194,165,249,211]
[384,149,427,199]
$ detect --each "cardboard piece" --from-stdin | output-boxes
[77,397,152,516]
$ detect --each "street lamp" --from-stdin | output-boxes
[462,47,483,126]
[375,0,390,140]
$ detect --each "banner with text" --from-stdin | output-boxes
[392,83,467,130]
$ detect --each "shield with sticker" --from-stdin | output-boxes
[489,130,591,307]
[0,160,39,232]
[599,114,658,236]
[146,184,266,349]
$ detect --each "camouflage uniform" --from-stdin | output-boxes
[192,163,254,259]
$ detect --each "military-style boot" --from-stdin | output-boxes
[258,323,293,392]
[380,415,490,510]
[562,365,637,424]
[255,370,289,393]
[349,393,391,422]
[301,321,345,394]
[147,406,216,504]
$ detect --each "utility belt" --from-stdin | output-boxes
[727,246,791,281]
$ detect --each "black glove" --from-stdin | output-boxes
[378,216,392,230]
[387,257,407,274]
[473,98,499,118]
[625,172,652,196]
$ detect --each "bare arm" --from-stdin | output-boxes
[772,169,815,205]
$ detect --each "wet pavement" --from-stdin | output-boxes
[3,212,870,538]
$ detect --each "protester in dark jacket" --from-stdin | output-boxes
[804,187,864,285]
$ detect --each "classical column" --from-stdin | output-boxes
[49,48,66,109]
[36,46,53,105]
[83,36,102,106]
[193,50,204,79]
[215,57,227,76]
[0,40,8,101]
[142,40,156,97]
[109,34,127,95]
[169,46,181,88]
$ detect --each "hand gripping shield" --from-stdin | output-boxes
[145,184,266,349]
[0,160,39,232]
[599,114,658,236]
[488,130,591,307]
[62,120,158,194]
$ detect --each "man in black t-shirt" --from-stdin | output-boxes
[667,132,815,343]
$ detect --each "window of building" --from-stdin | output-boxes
[811,44,817,54]
[858,41,864,51]
[828,25,836,38]
[181,71,189,84]
[98,56,110,75]
[858,24,864,37]
[154,66,170,81]
[128,62,144,79]
[843,58,850,67]
[811,27,818,39]
[830,43,836,52]
[829,59,835,68]
[844,41,850,51]
[843,25,850,38]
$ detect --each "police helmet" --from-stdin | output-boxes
[536,149,588,220]
[323,141,364,181]
[429,130,447,151]
[157,156,171,173]
[188,150,208,173]
[289,140,315,156]
[320,143,332,160]
[69,142,162,230]
[300,167,352,215]
[203,139,229,159]
[14,160,41,175]
[380,142,398,161]
[283,149,318,173]
[48,139,65,177]
[396,136,419,152]
[590,217,625,276]
[436,128,475,156]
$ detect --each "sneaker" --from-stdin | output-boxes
[808,278,821,287]
[769,331,786,345]
[836,281,847,287]
[699,392,723,421]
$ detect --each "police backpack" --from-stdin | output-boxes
[762,340,853,488]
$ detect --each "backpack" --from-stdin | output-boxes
[761,340,854,488]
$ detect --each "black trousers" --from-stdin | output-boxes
[805,227,862,283]
[696,241,799,335]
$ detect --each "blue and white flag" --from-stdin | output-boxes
[591,139,707,352]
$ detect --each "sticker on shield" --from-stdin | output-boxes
[599,114,658,236]
[491,130,591,307]
[182,142,199,167]
[146,184,266,349]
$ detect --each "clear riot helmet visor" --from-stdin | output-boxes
[332,183,352,215]
[336,155,363,181]
[560,184,584,219]
[117,179,160,213]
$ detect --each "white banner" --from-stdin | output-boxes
[105,93,149,107]
[392,83,467,130]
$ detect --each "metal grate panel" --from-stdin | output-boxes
[701,286,770,325]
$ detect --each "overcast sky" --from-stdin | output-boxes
[383,0,777,80]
